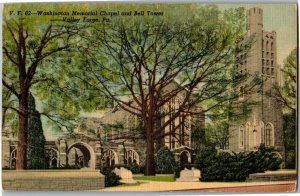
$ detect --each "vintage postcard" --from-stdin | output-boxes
[1,2,298,192]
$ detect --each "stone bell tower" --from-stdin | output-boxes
[229,8,284,159]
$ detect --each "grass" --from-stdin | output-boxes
[133,175,175,182]
[118,182,145,187]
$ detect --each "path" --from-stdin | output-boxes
[99,180,297,192]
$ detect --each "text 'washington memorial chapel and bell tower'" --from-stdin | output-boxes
[228,7,284,158]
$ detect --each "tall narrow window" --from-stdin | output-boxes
[239,86,244,99]
[271,42,274,51]
[265,123,274,146]
[239,126,245,148]
[261,127,265,144]
[253,130,257,147]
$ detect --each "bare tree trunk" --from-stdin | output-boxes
[144,121,155,176]
[2,107,8,130]
[145,135,155,176]
[16,93,28,170]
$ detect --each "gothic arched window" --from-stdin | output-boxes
[102,149,117,167]
[125,150,139,165]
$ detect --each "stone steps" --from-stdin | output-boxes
[246,170,297,182]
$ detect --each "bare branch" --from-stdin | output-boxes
[2,79,20,98]
[2,46,19,65]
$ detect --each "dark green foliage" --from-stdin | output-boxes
[154,147,177,174]
[127,163,145,174]
[27,94,46,169]
[174,162,182,178]
[100,166,121,187]
[283,112,296,169]
[51,165,80,169]
[195,144,282,181]
[191,125,207,152]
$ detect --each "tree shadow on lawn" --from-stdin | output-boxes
[133,175,175,182]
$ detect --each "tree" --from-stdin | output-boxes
[80,6,251,175]
[2,87,19,137]
[272,48,297,168]
[2,19,82,169]
[271,48,297,113]
[154,147,177,174]
[191,125,207,152]
[267,48,297,168]
[27,93,46,169]
[205,121,229,150]
[283,113,296,168]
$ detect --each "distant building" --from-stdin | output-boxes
[228,8,284,159]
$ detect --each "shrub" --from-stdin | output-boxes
[195,144,282,182]
[56,165,81,169]
[127,163,145,174]
[100,166,121,187]
[154,147,177,174]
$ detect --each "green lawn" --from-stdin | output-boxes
[133,175,175,182]
[118,182,144,187]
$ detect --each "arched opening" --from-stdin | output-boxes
[10,149,17,169]
[253,130,257,148]
[67,142,95,169]
[51,158,58,168]
[46,148,58,168]
[125,150,139,165]
[180,151,190,166]
[101,149,118,167]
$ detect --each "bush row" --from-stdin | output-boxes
[195,144,282,181]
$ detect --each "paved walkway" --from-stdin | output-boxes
[99,180,297,192]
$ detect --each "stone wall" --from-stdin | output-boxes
[2,170,105,191]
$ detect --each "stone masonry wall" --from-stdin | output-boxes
[2,170,105,191]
